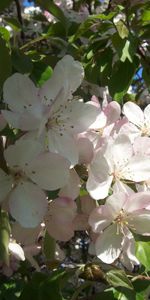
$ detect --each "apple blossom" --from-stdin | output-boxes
[89,191,150,264]
[80,97,121,149]
[87,134,150,199]
[0,138,70,227]
[122,101,150,138]
[2,55,97,165]
[45,197,77,241]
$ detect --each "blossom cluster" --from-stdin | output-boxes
[1,55,150,272]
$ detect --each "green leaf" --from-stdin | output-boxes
[0,0,13,12]
[91,289,117,300]
[111,33,134,63]
[12,50,33,74]
[115,20,129,39]
[0,36,12,92]
[20,270,67,300]
[89,12,116,20]
[31,61,53,86]
[43,231,56,261]
[136,241,150,270]
[20,272,47,300]
[141,10,150,22]
[0,210,11,265]
[0,26,10,42]
[4,17,21,32]
[108,57,139,102]
[106,269,134,290]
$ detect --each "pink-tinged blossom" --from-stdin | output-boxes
[87,134,150,199]
[2,56,97,165]
[0,139,70,227]
[122,101,150,139]
[89,192,150,264]
[59,168,81,200]
[81,98,121,149]
[45,197,77,241]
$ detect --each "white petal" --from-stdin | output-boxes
[59,169,80,200]
[113,180,135,195]
[90,150,110,182]
[4,139,43,170]
[8,242,25,261]
[124,192,150,212]
[27,152,70,190]
[95,224,122,264]
[48,130,78,166]
[9,182,47,228]
[2,110,21,128]
[123,156,150,182]
[86,173,113,200]
[123,101,144,128]
[110,134,133,169]
[144,104,150,125]
[45,197,76,241]
[0,169,13,203]
[127,210,150,235]
[120,231,139,271]
[77,137,94,164]
[133,137,150,156]
[12,222,41,246]
[104,101,121,125]
[40,55,84,105]
[89,205,112,233]
[106,192,127,218]
[65,101,98,134]
[3,73,39,112]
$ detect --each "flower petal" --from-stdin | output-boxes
[8,242,25,261]
[86,173,113,200]
[95,223,122,264]
[12,222,41,246]
[40,55,84,105]
[144,104,150,125]
[127,210,150,235]
[59,168,80,200]
[89,205,112,233]
[9,182,47,228]
[45,197,77,241]
[3,73,39,112]
[48,130,78,166]
[28,152,70,190]
[123,156,150,182]
[123,101,144,128]
[124,192,150,212]
[4,139,43,170]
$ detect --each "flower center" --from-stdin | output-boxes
[141,124,150,136]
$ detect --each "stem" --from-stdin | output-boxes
[20,35,48,50]
[14,0,25,40]
[131,275,150,282]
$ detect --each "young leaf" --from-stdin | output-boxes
[136,241,150,271]
[43,231,56,261]
[106,269,134,290]
[0,210,11,265]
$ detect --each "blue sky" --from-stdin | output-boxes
[23,0,35,7]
